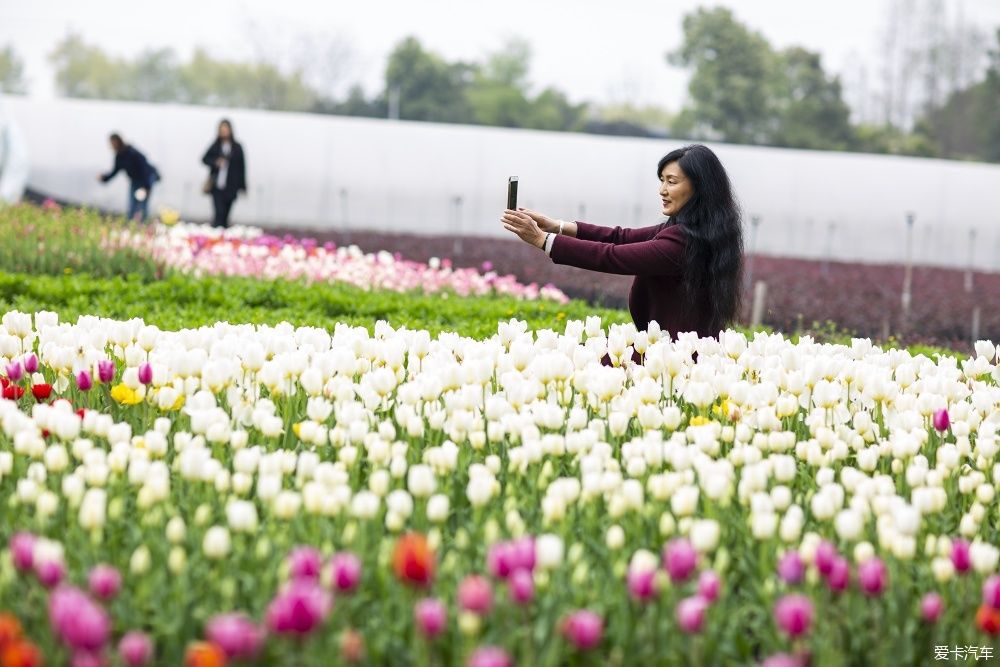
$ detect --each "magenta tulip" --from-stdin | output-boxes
[10,532,36,572]
[286,546,323,581]
[826,556,850,592]
[265,580,332,636]
[97,359,115,383]
[698,570,722,603]
[137,362,153,385]
[626,566,657,602]
[921,593,944,623]
[467,646,512,667]
[951,539,972,573]
[983,576,1000,610]
[118,631,154,667]
[4,360,23,382]
[815,540,837,577]
[206,613,265,659]
[329,552,362,593]
[23,353,38,374]
[932,408,950,432]
[858,558,887,596]
[458,575,493,616]
[88,564,122,601]
[414,598,447,638]
[761,653,803,667]
[76,370,94,391]
[774,594,813,638]
[562,610,604,650]
[36,558,66,589]
[663,537,698,583]
[508,568,534,605]
[49,585,111,651]
[676,595,709,633]
[777,551,805,585]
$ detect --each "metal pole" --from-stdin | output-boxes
[452,196,463,257]
[901,212,915,332]
[821,221,835,278]
[745,215,761,289]
[964,227,976,293]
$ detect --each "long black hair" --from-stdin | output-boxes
[657,144,744,335]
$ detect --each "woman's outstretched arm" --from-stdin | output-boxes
[573,220,668,245]
[549,225,685,277]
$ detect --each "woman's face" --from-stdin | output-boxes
[659,161,693,217]
[219,123,232,140]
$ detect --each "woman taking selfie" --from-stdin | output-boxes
[501,144,744,348]
[201,119,247,229]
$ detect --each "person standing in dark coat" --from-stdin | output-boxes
[201,119,247,228]
[98,133,160,222]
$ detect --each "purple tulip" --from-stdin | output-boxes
[287,546,323,581]
[777,551,805,585]
[951,539,972,573]
[97,359,115,383]
[457,575,493,616]
[77,370,94,391]
[826,556,850,592]
[329,552,362,593]
[815,540,837,577]
[858,558,887,596]
[774,594,813,638]
[88,564,122,601]
[414,598,447,638]
[49,585,111,651]
[921,592,944,623]
[119,631,154,666]
[562,610,604,650]
[206,612,265,659]
[137,362,153,385]
[698,570,722,603]
[5,360,23,382]
[676,595,709,633]
[10,532,36,572]
[467,646,512,667]
[508,568,534,605]
[983,576,1000,610]
[265,580,332,636]
[626,566,657,602]
[23,353,38,374]
[663,538,698,583]
[932,408,950,432]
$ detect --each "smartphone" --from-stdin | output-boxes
[507,176,518,210]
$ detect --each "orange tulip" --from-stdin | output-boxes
[0,614,22,649]
[184,642,227,667]
[976,604,1000,635]
[340,628,365,664]
[393,533,435,587]
[1,640,43,667]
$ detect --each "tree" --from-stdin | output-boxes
[668,7,776,144]
[385,37,474,123]
[770,48,855,150]
[0,45,27,94]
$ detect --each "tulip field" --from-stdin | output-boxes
[1,204,1000,666]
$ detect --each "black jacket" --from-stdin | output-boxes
[202,139,247,196]
[102,146,159,188]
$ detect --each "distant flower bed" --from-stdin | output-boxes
[124,223,569,303]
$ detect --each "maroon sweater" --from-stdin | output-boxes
[549,220,712,340]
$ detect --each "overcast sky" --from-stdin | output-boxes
[2,0,999,111]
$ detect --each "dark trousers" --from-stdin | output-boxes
[211,189,236,228]
[127,184,151,222]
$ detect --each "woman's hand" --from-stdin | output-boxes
[501,209,547,249]
[518,208,559,233]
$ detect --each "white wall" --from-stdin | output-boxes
[6,95,1000,271]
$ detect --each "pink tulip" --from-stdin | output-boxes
[858,558,887,596]
[951,539,971,573]
[777,551,805,585]
[118,631,154,667]
[265,580,332,636]
[458,575,493,616]
[206,612,265,659]
[88,564,122,601]
[97,359,115,383]
[921,592,944,623]
[508,537,536,572]
[330,552,362,593]
[932,408,950,432]
[815,540,837,576]
[698,570,722,603]
[77,370,94,391]
[49,585,111,651]
[5,360,23,382]
[287,546,323,581]
[487,542,514,579]
[10,532,36,572]
[70,652,105,667]
[761,653,803,667]
[467,646,512,667]
[137,362,153,385]
[562,610,603,650]
[23,354,38,374]
[663,538,698,583]
[36,557,67,589]
[414,598,447,638]
[626,566,657,602]
[676,595,708,634]
[983,576,1000,610]
[774,594,813,638]
[508,568,534,605]
[826,556,850,592]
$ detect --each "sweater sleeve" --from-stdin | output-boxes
[574,221,666,245]
[550,226,685,277]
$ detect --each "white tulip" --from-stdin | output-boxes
[203,526,231,559]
